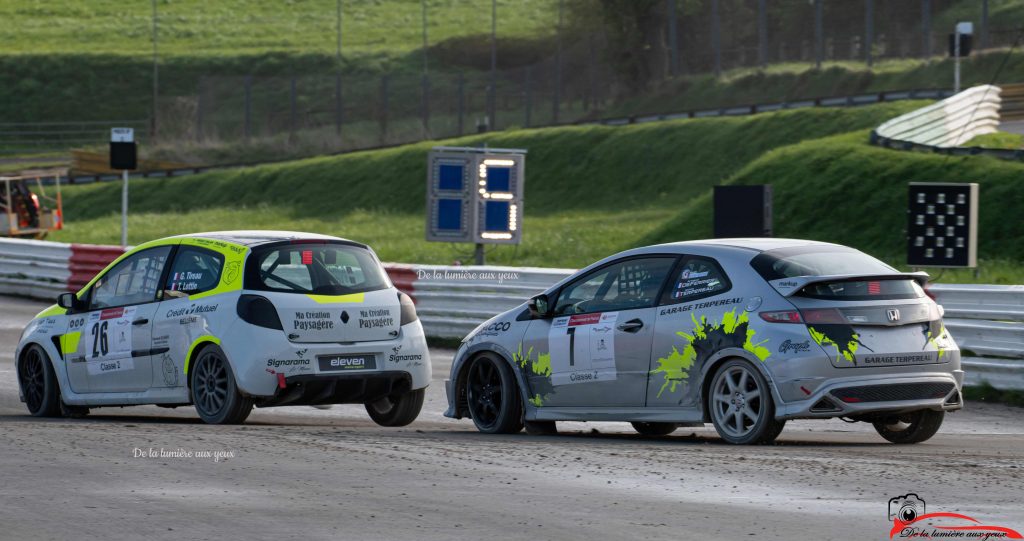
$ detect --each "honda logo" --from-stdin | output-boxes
[887,309,900,322]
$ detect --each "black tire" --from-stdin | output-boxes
[190,345,253,425]
[524,420,558,435]
[18,344,60,417]
[873,409,945,444]
[366,388,426,427]
[707,359,786,445]
[465,353,523,434]
[631,422,678,436]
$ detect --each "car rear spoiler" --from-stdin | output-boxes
[768,272,930,297]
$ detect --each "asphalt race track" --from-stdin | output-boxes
[2,296,1022,540]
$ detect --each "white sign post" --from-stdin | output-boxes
[954,22,973,94]
[111,128,135,247]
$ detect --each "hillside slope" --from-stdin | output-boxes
[53,102,922,268]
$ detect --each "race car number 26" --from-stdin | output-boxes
[84,307,136,374]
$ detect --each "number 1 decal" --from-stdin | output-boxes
[566,327,576,366]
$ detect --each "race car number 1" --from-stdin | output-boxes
[84,307,136,374]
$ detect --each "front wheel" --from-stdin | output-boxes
[18,344,61,417]
[708,359,785,445]
[465,353,523,434]
[873,410,945,444]
[190,345,253,425]
[366,388,425,427]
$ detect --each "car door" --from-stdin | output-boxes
[152,245,227,389]
[66,245,173,393]
[647,255,742,408]
[521,256,676,408]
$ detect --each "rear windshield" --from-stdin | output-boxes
[245,243,390,295]
[750,246,923,301]
[750,246,897,280]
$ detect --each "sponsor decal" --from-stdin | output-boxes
[862,354,935,365]
[808,324,873,364]
[548,312,618,386]
[68,317,86,330]
[651,308,770,398]
[679,269,709,279]
[293,311,335,331]
[340,310,350,324]
[513,343,553,406]
[160,353,179,386]
[888,493,1021,539]
[476,320,512,338]
[387,344,423,364]
[223,261,241,285]
[318,354,376,371]
[165,304,219,318]
[778,280,799,288]
[266,358,312,369]
[358,308,394,329]
[659,297,743,316]
[778,339,811,354]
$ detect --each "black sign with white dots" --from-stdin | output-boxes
[907,183,978,268]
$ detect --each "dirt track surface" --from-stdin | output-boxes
[2,296,1022,540]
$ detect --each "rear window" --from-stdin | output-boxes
[750,246,923,301]
[244,243,390,295]
[750,246,897,280]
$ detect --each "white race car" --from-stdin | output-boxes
[16,231,431,425]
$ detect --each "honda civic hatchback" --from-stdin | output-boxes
[445,239,962,444]
[16,231,430,425]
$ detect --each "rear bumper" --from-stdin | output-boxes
[257,371,413,407]
[775,371,964,420]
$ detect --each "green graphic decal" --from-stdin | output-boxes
[924,324,946,360]
[513,343,554,406]
[652,308,770,398]
[808,325,871,363]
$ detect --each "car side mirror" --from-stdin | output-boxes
[56,292,83,312]
[528,294,551,319]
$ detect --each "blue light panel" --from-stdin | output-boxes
[437,199,462,230]
[484,201,510,232]
[439,164,463,191]
[486,167,511,192]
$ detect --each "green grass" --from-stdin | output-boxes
[965,130,1024,149]
[0,0,556,57]
[52,102,919,266]
[643,128,1024,281]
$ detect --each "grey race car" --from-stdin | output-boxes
[444,239,962,445]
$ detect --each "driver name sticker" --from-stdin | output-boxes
[548,312,619,385]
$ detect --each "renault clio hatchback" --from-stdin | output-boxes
[16,231,430,425]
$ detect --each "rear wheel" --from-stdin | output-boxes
[190,345,253,425]
[873,410,944,444]
[631,422,678,436]
[18,345,60,417]
[708,359,785,445]
[465,353,523,434]
[366,388,425,427]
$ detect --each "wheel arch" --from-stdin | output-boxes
[697,348,782,423]
[183,336,224,388]
[451,343,531,419]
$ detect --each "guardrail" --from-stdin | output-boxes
[1,238,1020,390]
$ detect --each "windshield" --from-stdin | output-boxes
[245,242,390,295]
[750,245,898,281]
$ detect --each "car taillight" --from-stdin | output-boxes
[923,284,936,301]
[236,294,283,330]
[759,310,803,323]
[800,308,847,324]
[399,292,418,325]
